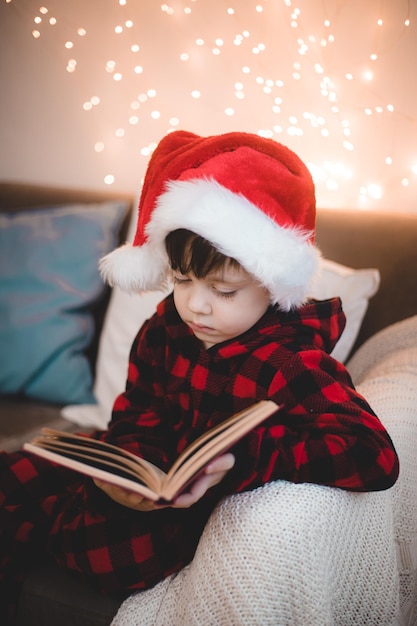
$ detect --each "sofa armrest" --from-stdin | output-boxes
[111,481,398,626]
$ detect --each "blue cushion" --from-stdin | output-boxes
[0,201,129,404]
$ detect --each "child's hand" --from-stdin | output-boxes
[172,453,235,509]
[93,478,159,511]
[93,452,235,511]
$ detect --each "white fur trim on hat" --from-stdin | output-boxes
[100,178,320,311]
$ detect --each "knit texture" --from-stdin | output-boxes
[111,481,398,625]
[111,316,417,625]
[350,316,417,626]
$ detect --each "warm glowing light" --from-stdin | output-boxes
[258,129,274,138]
[326,179,338,190]
[367,183,383,199]
[66,60,77,73]
[14,0,414,209]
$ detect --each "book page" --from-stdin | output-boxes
[23,442,161,501]
[35,429,167,488]
[160,400,279,502]
[31,437,166,489]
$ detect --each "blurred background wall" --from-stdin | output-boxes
[1,0,416,211]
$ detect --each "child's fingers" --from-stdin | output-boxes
[205,453,235,474]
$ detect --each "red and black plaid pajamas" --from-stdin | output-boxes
[0,295,399,622]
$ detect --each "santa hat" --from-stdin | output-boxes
[99,130,320,311]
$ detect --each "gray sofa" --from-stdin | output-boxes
[1,182,417,625]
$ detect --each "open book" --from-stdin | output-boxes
[24,400,279,503]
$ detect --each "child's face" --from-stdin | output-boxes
[172,263,271,349]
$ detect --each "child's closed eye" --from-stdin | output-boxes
[172,274,190,285]
[214,288,237,299]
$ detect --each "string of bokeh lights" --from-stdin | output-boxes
[7,0,417,206]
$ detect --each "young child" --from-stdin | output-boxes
[0,130,399,622]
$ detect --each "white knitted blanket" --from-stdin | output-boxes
[349,316,417,626]
[112,316,417,626]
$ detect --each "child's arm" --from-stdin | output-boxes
[225,350,399,495]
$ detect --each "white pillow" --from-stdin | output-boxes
[63,253,379,428]
[309,258,380,364]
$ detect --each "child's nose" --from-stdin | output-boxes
[187,286,211,314]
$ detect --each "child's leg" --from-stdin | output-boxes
[0,450,79,624]
[1,450,218,623]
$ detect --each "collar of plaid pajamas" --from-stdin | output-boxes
[100,130,320,312]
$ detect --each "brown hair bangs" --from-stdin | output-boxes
[165,229,239,278]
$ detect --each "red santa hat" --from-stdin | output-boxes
[100,130,320,311]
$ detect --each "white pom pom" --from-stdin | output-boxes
[99,243,169,293]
